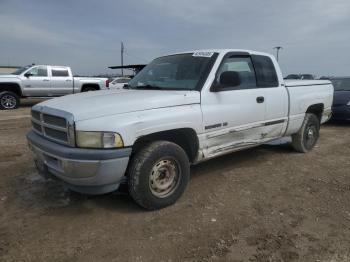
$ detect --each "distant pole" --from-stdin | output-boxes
[273,46,283,62]
[121,42,124,76]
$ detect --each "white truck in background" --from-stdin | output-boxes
[109,77,131,89]
[27,49,333,210]
[0,65,110,109]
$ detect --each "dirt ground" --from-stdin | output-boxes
[0,101,350,262]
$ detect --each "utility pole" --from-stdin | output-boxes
[273,46,283,62]
[121,42,124,76]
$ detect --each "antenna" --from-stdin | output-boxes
[273,46,283,62]
[121,42,124,76]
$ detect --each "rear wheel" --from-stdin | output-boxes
[128,141,190,210]
[291,113,320,153]
[0,91,20,110]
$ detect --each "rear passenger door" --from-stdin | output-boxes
[251,55,288,139]
[50,67,73,96]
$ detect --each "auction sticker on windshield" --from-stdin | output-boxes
[192,51,214,57]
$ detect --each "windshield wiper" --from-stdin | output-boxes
[133,84,163,90]
[124,84,192,91]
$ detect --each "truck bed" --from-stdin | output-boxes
[284,79,331,87]
[284,80,333,135]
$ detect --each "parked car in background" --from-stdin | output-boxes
[330,77,350,121]
[319,76,333,80]
[284,74,300,80]
[0,65,109,110]
[300,74,315,80]
[27,49,333,210]
[284,74,316,80]
[109,77,131,89]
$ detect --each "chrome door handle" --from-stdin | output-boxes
[66,79,72,82]
[43,79,50,81]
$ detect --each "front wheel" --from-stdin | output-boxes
[0,91,20,110]
[291,113,320,153]
[128,141,190,210]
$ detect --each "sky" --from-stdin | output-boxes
[0,0,349,77]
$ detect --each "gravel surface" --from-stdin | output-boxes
[1,105,349,262]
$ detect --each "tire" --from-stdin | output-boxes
[291,113,320,153]
[128,141,190,210]
[0,91,20,110]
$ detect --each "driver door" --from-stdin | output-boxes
[21,66,51,96]
[201,54,266,158]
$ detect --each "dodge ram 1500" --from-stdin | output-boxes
[27,49,333,209]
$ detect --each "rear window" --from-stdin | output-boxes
[331,79,350,91]
[251,55,279,87]
[52,68,69,77]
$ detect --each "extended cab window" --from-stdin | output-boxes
[251,55,279,87]
[216,56,257,89]
[27,66,48,77]
[52,68,69,77]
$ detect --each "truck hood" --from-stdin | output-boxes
[0,74,19,79]
[39,89,200,121]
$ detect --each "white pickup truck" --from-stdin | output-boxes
[0,65,109,109]
[27,49,333,210]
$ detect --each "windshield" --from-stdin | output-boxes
[11,66,32,75]
[127,52,217,90]
[331,78,350,91]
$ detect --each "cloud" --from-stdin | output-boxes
[0,15,77,46]
[0,0,349,76]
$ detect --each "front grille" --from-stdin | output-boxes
[31,110,41,121]
[31,106,75,146]
[32,121,42,133]
[44,127,68,142]
[42,114,67,127]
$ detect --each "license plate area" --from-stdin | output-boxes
[29,143,63,174]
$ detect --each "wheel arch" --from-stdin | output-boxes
[0,83,23,97]
[306,103,324,122]
[132,128,199,163]
[81,83,100,92]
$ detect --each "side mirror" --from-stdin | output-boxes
[24,72,33,78]
[210,71,241,92]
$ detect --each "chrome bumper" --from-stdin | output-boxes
[27,130,131,195]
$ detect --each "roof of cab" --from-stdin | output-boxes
[168,49,275,58]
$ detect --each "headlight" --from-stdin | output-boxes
[76,131,124,148]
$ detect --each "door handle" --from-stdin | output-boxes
[43,79,50,82]
[256,96,265,103]
[66,79,72,82]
